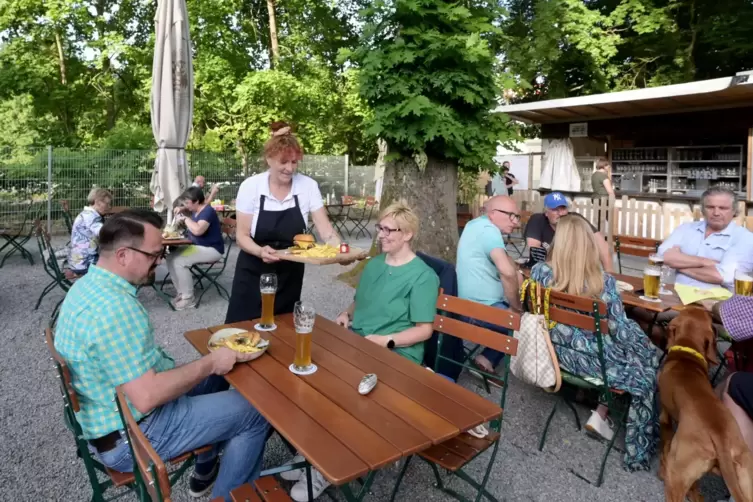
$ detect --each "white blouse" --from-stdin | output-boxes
[236,171,324,237]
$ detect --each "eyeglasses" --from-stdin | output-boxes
[492,209,521,223]
[125,246,166,262]
[375,224,401,235]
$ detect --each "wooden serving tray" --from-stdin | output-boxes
[277,246,369,265]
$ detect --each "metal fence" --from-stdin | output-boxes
[0,147,376,232]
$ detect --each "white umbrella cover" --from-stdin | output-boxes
[149,0,194,222]
[540,139,581,192]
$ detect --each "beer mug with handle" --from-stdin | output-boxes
[257,273,278,331]
[735,268,753,296]
[291,301,317,375]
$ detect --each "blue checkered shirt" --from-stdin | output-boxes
[54,265,175,439]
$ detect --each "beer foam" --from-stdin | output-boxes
[260,287,276,294]
[644,268,661,276]
[735,273,753,281]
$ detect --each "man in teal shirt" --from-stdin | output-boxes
[456,195,523,376]
[55,209,269,501]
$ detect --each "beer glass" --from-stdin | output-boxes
[643,265,661,300]
[648,253,663,267]
[291,301,317,375]
[257,273,277,331]
[735,269,753,297]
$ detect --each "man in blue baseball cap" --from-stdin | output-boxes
[524,192,613,271]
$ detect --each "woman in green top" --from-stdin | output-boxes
[335,201,440,365]
[591,157,615,198]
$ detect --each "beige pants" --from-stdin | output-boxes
[165,245,222,298]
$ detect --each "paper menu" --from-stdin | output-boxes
[674,284,732,305]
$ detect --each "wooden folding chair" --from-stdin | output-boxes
[34,221,77,325]
[44,327,139,501]
[115,388,289,502]
[390,293,520,502]
[614,235,661,274]
[531,288,631,487]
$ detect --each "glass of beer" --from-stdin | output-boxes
[291,301,317,375]
[648,253,664,267]
[643,265,661,301]
[735,269,753,296]
[257,273,277,331]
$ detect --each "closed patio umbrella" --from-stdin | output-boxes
[540,138,581,192]
[149,0,194,222]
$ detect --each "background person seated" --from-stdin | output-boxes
[192,175,220,202]
[67,188,113,276]
[455,195,523,384]
[658,186,753,291]
[524,192,613,272]
[167,187,224,310]
[530,215,661,472]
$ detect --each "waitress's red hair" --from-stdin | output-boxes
[263,121,304,161]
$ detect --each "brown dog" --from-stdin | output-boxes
[659,306,753,502]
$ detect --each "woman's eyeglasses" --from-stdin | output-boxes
[492,209,521,223]
[375,224,401,235]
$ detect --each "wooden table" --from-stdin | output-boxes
[613,273,681,312]
[162,237,192,247]
[184,314,501,500]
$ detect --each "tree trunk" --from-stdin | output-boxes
[54,30,67,85]
[266,0,280,66]
[337,156,458,288]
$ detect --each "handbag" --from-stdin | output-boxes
[509,279,562,393]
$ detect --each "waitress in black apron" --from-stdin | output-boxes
[225,122,340,323]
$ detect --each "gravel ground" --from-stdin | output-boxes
[0,236,730,502]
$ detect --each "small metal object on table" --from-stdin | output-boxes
[184,314,501,502]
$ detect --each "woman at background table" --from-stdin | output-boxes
[280,202,439,501]
[530,215,660,472]
[167,186,224,310]
[67,188,113,276]
[335,201,439,364]
[225,121,340,324]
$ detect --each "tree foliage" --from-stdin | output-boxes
[501,0,753,101]
[348,0,517,172]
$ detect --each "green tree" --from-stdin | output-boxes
[346,0,516,262]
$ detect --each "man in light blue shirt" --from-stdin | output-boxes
[658,187,753,291]
[456,195,523,377]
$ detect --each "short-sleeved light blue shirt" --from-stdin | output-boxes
[456,215,508,305]
[658,220,753,290]
[54,266,175,439]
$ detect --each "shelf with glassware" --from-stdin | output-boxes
[610,145,744,195]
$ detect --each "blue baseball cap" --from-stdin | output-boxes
[543,192,569,210]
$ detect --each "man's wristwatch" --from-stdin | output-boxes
[386,336,395,349]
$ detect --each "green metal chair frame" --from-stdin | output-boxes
[346,196,378,239]
[189,218,235,307]
[531,285,632,487]
[44,328,139,502]
[60,199,74,234]
[0,200,42,267]
[34,220,75,323]
[614,235,660,274]
[390,292,520,502]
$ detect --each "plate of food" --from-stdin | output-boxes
[278,234,369,265]
[616,280,634,293]
[207,328,269,362]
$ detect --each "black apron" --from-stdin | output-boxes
[225,194,307,323]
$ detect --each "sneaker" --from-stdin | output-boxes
[290,467,331,502]
[173,296,196,311]
[585,410,614,441]
[188,460,219,498]
[280,454,306,481]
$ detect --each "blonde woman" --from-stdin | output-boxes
[283,202,440,501]
[530,215,660,472]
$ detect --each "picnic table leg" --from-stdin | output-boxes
[339,471,377,502]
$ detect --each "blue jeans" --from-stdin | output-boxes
[462,301,512,369]
[94,375,270,501]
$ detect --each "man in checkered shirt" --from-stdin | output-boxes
[55,209,269,501]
